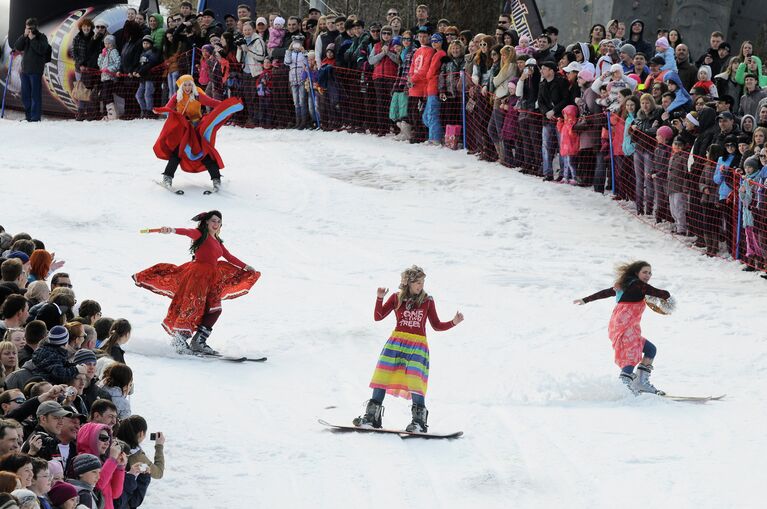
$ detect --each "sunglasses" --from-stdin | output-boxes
[387,12,398,16]
[479,43,488,47]
[371,29,380,32]
[382,31,392,35]
[57,283,73,288]
[98,434,111,442]
[95,26,106,29]
[402,37,412,41]
[11,398,25,404]
[573,49,582,54]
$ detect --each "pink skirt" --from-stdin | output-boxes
[607,301,647,368]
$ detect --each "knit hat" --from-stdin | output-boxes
[273,16,285,28]
[73,348,97,365]
[7,251,29,263]
[202,44,214,54]
[48,460,64,480]
[430,33,443,44]
[685,112,700,127]
[48,481,79,506]
[744,156,760,170]
[655,37,670,50]
[610,63,623,75]
[325,43,336,53]
[104,34,116,46]
[577,68,595,82]
[256,17,267,26]
[141,35,153,44]
[73,453,102,476]
[48,325,69,346]
[620,44,636,58]
[10,489,37,506]
[657,125,673,142]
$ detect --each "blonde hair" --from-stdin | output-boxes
[751,126,767,150]
[499,45,517,76]
[0,341,19,378]
[396,265,428,309]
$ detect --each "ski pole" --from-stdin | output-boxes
[140,228,162,234]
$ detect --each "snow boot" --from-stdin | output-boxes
[394,121,404,141]
[211,178,221,192]
[352,400,384,429]
[162,175,173,189]
[190,326,218,355]
[631,364,664,395]
[399,122,412,142]
[619,372,639,395]
[405,404,429,433]
[171,332,192,354]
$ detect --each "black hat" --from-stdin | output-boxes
[202,9,215,17]
[744,156,760,170]
[308,8,321,14]
[723,134,738,145]
[539,60,558,71]
[719,42,731,51]
[717,111,734,121]
[650,56,665,66]
[718,94,735,106]
[737,134,752,144]
[544,25,559,35]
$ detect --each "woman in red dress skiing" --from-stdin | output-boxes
[574,261,671,395]
[153,75,243,194]
[133,210,260,354]
[353,265,464,432]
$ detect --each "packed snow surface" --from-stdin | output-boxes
[2,119,765,509]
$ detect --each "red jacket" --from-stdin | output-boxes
[425,49,446,96]
[408,46,435,97]
[557,105,580,156]
[372,42,399,80]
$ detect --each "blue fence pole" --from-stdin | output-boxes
[605,111,616,194]
[1,52,15,119]
[308,71,319,127]
[460,72,467,151]
[191,44,197,79]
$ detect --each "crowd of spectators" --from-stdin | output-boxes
[11,4,767,276]
[0,227,164,508]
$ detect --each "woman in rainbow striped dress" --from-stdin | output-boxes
[353,266,463,432]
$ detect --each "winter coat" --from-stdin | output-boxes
[538,74,570,117]
[32,344,80,384]
[119,39,142,73]
[739,173,760,227]
[409,46,435,97]
[284,48,308,85]
[738,86,767,119]
[631,106,663,152]
[699,163,719,205]
[369,41,399,80]
[67,478,104,509]
[622,112,636,156]
[439,56,464,98]
[692,107,719,158]
[237,35,266,77]
[715,71,742,113]
[149,13,165,50]
[515,68,540,111]
[77,423,125,509]
[664,72,693,114]
[652,144,671,178]
[13,31,51,74]
[98,48,120,82]
[713,155,736,201]
[591,70,636,110]
[113,471,150,509]
[425,50,446,96]
[577,85,603,149]
[656,47,677,72]
[491,63,516,100]
[136,47,160,80]
[267,27,286,52]
[667,150,690,194]
[607,112,626,156]
[102,385,131,419]
[73,31,94,68]
[626,20,653,59]
[557,105,580,156]
[127,444,165,480]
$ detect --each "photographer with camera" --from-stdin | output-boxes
[21,401,73,462]
[114,416,164,509]
[12,17,51,122]
[76,423,125,509]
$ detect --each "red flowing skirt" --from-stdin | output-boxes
[607,301,647,368]
[132,260,260,335]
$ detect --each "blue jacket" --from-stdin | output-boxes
[31,344,79,384]
[664,72,693,114]
[713,155,735,201]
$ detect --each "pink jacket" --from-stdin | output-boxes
[77,423,125,509]
[557,105,580,156]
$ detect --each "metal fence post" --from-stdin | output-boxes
[1,52,15,119]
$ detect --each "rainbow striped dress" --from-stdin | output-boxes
[369,294,455,399]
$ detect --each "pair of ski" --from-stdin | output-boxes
[318,419,463,439]
[659,393,725,403]
[155,180,219,195]
[197,352,267,363]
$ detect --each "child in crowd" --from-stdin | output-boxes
[739,156,766,269]
[256,57,274,127]
[210,49,231,100]
[134,36,160,118]
[318,45,341,130]
[198,44,213,89]
[285,35,309,129]
[654,37,677,72]
[557,105,580,184]
[515,35,534,58]
[651,125,674,222]
[667,136,690,235]
[267,17,286,56]
[693,65,718,98]
[305,51,320,129]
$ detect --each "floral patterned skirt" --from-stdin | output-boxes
[607,301,647,368]
[133,260,260,335]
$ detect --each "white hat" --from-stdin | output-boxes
[256,17,267,26]
[273,16,285,28]
[610,63,623,73]
[563,62,582,73]
[524,58,537,66]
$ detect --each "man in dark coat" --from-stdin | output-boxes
[538,60,571,180]
[13,18,51,122]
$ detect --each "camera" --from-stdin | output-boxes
[233,34,246,46]
[35,432,56,449]
[150,432,158,441]
[65,387,76,398]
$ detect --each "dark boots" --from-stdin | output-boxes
[352,400,384,428]
[190,325,217,355]
[405,404,429,433]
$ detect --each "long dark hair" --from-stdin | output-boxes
[615,260,650,290]
[189,210,223,255]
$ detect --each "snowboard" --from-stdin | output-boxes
[318,419,463,439]
[659,394,726,403]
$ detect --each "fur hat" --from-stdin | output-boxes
[399,265,426,289]
[657,125,673,142]
[273,16,285,28]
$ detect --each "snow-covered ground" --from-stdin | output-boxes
[1,119,765,508]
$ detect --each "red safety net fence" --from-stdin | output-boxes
[30,53,767,272]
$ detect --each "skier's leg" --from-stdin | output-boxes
[640,340,657,365]
[619,365,637,392]
[163,151,181,178]
[371,388,386,404]
[406,392,429,432]
[353,390,385,428]
[200,309,222,329]
[632,340,662,394]
[202,156,221,180]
